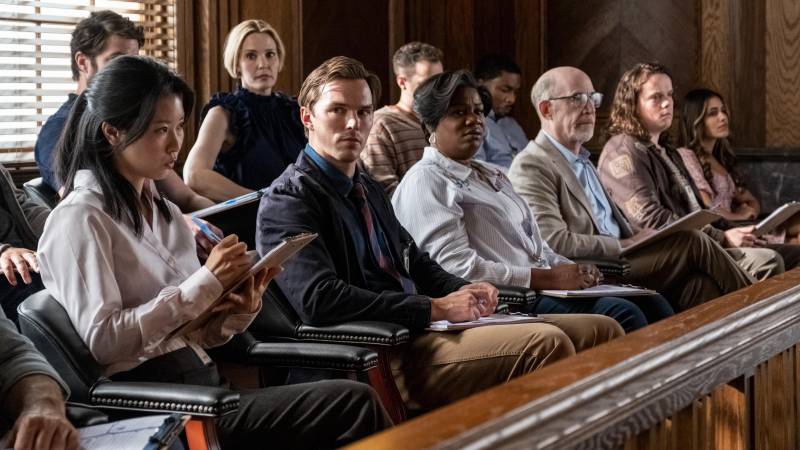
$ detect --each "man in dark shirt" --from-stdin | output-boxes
[257,56,623,410]
[33,11,211,212]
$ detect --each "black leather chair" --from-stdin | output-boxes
[22,177,59,209]
[17,290,381,448]
[573,257,632,284]
[249,283,536,423]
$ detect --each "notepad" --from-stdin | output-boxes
[540,284,658,298]
[427,313,545,331]
[753,202,800,237]
[168,233,317,339]
[621,210,721,255]
[78,414,186,450]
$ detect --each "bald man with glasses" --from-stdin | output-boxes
[507,66,753,311]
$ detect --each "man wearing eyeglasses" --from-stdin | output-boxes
[507,66,753,311]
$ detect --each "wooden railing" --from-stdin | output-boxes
[347,268,800,450]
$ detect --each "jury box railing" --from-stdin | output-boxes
[347,268,800,450]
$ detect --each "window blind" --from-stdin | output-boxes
[0,0,176,153]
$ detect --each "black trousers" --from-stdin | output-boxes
[113,347,391,449]
[766,243,800,270]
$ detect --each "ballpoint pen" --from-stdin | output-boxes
[191,216,223,244]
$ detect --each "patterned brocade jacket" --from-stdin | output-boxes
[597,133,726,243]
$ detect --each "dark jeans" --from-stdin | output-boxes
[113,347,391,449]
[765,243,800,270]
[523,294,674,333]
[0,273,44,326]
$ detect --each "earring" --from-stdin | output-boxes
[428,132,437,146]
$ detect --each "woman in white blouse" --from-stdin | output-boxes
[37,55,388,448]
[392,70,674,332]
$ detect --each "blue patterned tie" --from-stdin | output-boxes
[351,182,416,294]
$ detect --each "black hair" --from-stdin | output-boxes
[474,54,522,81]
[56,55,195,237]
[413,70,480,132]
[70,10,145,81]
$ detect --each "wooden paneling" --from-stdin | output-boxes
[729,0,766,147]
[301,0,391,107]
[239,0,302,96]
[513,0,546,138]
[765,0,800,147]
[698,0,731,102]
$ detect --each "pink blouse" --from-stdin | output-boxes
[677,147,786,243]
[676,147,737,211]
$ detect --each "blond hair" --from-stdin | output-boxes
[298,56,382,111]
[222,19,285,79]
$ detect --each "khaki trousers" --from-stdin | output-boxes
[726,247,784,281]
[626,230,752,311]
[392,314,623,410]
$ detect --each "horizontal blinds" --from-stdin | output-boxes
[0,0,176,152]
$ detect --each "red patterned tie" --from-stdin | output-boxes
[351,182,416,294]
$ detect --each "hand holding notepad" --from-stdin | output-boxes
[168,233,318,338]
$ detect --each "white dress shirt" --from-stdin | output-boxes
[38,170,255,376]
[392,147,572,288]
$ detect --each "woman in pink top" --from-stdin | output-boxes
[677,88,800,243]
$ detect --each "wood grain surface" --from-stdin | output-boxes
[346,269,800,450]
[765,0,800,147]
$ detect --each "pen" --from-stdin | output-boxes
[191,216,223,244]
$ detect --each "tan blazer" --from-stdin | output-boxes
[508,131,635,259]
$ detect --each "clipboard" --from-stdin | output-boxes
[167,233,318,339]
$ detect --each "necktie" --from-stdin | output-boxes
[351,182,417,294]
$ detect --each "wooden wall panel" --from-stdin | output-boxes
[239,0,302,96]
[513,0,546,138]
[301,0,391,107]
[765,0,800,147]
[729,0,766,147]
[698,0,731,102]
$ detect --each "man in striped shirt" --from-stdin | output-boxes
[360,42,443,195]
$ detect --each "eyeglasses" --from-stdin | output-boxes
[547,92,603,108]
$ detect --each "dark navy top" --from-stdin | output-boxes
[201,87,306,191]
[34,94,77,191]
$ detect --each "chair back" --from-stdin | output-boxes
[22,177,58,209]
[17,290,105,403]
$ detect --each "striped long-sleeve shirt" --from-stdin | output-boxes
[360,105,428,196]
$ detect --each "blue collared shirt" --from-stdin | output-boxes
[303,144,398,275]
[544,132,622,238]
[474,111,528,169]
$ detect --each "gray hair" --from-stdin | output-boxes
[530,72,556,119]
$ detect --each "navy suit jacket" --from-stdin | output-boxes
[257,152,468,330]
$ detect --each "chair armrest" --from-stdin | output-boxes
[495,285,539,307]
[209,332,379,372]
[295,321,410,347]
[89,381,239,417]
[572,257,632,278]
[247,342,379,372]
[66,405,108,427]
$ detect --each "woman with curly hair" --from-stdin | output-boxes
[676,88,800,242]
[597,62,789,280]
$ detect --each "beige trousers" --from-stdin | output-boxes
[392,314,623,410]
[626,230,753,311]
[726,247,784,281]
